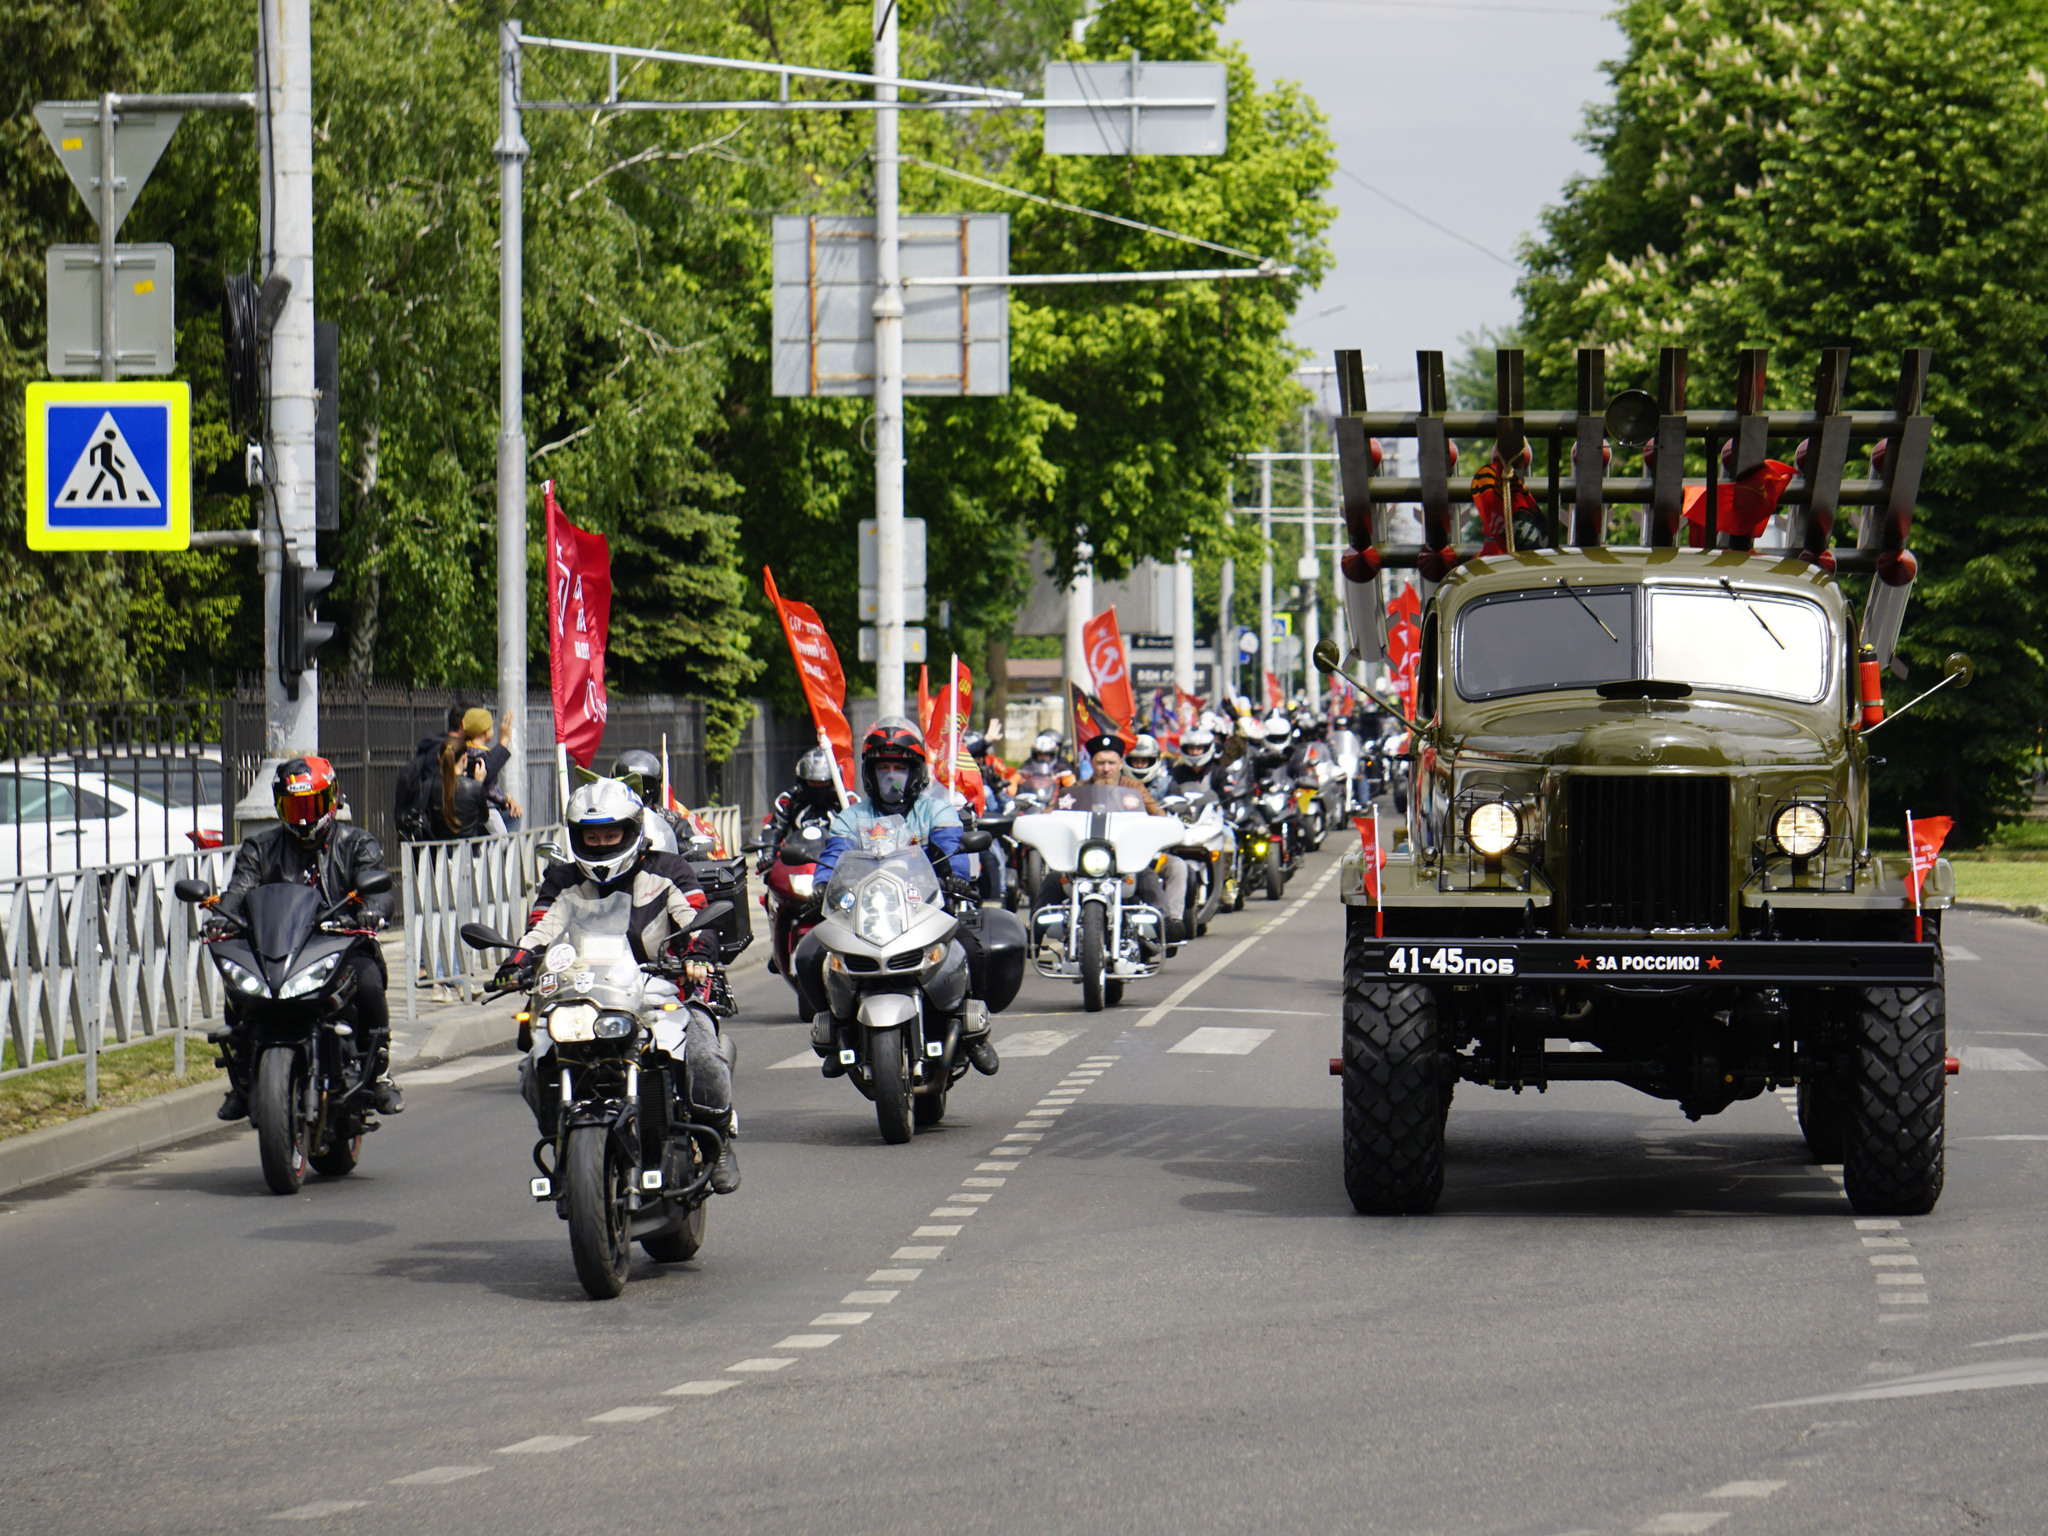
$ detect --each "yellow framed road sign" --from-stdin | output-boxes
[25,380,190,550]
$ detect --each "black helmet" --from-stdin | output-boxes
[610,748,663,798]
[860,715,928,814]
[963,731,990,761]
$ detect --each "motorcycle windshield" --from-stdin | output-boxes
[1052,782,1150,814]
[245,882,321,968]
[537,890,645,1011]
[821,844,944,948]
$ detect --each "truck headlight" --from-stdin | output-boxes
[1466,802,1522,856]
[1772,803,1829,858]
[1078,842,1114,877]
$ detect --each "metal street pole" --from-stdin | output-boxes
[1300,403,1318,702]
[1258,452,1273,710]
[1065,545,1093,728]
[97,93,116,383]
[496,20,529,814]
[871,0,906,720]
[1216,558,1234,700]
[1328,415,1345,658]
[262,0,316,759]
[1172,549,1195,698]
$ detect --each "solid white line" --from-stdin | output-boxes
[725,1358,797,1373]
[1760,1358,2048,1406]
[1970,1330,2048,1349]
[401,1054,519,1085]
[390,1467,490,1486]
[587,1406,669,1423]
[772,1334,840,1349]
[664,1381,740,1396]
[496,1435,589,1453]
[1133,861,1342,1028]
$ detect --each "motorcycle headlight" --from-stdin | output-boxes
[1466,801,1522,857]
[219,957,268,996]
[855,875,909,945]
[1078,843,1114,877]
[1772,803,1830,858]
[593,1010,637,1040]
[277,952,341,1000]
[788,872,815,899]
[548,1002,598,1042]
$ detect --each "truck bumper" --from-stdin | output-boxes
[1356,936,1940,987]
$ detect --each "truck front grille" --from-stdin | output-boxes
[1565,776,1729,932]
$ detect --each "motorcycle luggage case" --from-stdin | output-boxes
[959,904,1027,1013]
[689,855,754,961]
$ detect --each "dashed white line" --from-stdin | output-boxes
[389,1467,489,1486]
[1707,1480,1785,1498]
[1960,1047,2048,1071]
[812,1311,871,1326]
[961,1177,1006,1188]
[767,1051,819,1070]
[772,1334,840,1349]
[725,1358,797,1373]
[868,1268,921,1282]
[496,1435,588,1454]
[892,1245,945,1260]
[976,1160,1020,1171]
[912,1225,961,1237]
[842,1290,899,1304]
[664,1380,740,1397]
[268,1501,370,1520]
[997,1029,1083,1056]
[401,1055,518,1085]
[586,1406,669,1424]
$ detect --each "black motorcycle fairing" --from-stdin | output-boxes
[245,883,323,987]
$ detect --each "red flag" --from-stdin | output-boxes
[1266,670,1284,709]
[545,481,612,769]
[923,662,983,810]
[1682,461,1796,546]
[917,665,930,729]
[1386,581,1422,720]
[763,567,855,790]
[1071,683,1128,751]
[1082,607,1136,740]
[1352,812,1386,937]
[1906,813,1953,939]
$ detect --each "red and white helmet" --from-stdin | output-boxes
[274,757,339,846]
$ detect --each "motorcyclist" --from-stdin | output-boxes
[493,779,741,1194]
[212,758,401,1121]
[1170,726,1221,791]
[759,746,841,870]
[965,731,1014,814]
[1037,733,1191,949]
[1019,731,1067,783]
[1126,734,1173,800]
[806,717,1000,1077]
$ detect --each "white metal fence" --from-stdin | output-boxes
[0,848,238,1099]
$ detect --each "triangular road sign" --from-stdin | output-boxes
[33,102,183,235]
[53,411,162,509]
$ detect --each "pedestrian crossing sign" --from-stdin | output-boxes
[25,380,189,550]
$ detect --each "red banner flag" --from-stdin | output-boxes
[1682,460,1796,546]
[763,567,855,790]
[923,659,982,810]
[545,481,612,769]
[1266,669,1285,709]
[917,665,930,730]
[1082,606,1136,740]
[1905,812,1953,940]
[1352,811,1386,937]
[1071,683,1128,752]
[1386,581,1422,720]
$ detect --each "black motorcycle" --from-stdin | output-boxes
[462,894,735,1299]
[176,869,394,1195]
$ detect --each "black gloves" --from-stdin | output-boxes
[492,950,536,992]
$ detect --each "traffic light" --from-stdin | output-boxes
[280,560,336,697]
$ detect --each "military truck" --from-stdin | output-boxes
[1319,344,1960,1217]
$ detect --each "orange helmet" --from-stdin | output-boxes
[275,756,339,845]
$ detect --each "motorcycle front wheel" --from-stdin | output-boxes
[1080,902,1108,1013]
[309,1115,362,1178]
[566,1125,633,1298]
[1264,840,1287,901]
[254,1047,309,1195]
[871,1027,914,1144]
[642,1198,707,1264]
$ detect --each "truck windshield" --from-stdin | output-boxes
[1455,585,1636,701]
[1648,588,1830,702]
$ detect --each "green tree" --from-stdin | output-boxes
[1513,0,2048,838]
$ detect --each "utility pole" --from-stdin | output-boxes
[1300,403,1318,702]
[1258,452,1273,710]
[260,0,316,760]
[871,0,906,720]
[496,19,529,814]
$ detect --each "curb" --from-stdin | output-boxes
[1954,899,2048,922]
[0,1006,519,1203]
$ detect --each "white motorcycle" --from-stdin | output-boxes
[1015,782,1187,1012]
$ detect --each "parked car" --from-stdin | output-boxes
[0,754,226,881]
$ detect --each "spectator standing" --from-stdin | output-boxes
[396,705,467,841]
[460,708,524,834]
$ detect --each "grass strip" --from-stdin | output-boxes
[0,1034,221,1142]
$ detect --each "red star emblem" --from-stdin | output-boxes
[1574,954,1590,970]
[1706,955,1722,970]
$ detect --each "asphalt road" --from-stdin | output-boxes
[5,851,2048,1536]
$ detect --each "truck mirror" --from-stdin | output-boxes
[1944,652,1974,688]
[1602,389,1658,448]
[1313,639,1341,675]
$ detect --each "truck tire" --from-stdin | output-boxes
[1842,982,1946,1216]
[1341,917,1445,1215]
[1796,1080,1847,1164]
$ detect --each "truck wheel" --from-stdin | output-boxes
[1796,1080,1847,1163]
[1341,917,1445,1215]
[1842,982,1946,1216]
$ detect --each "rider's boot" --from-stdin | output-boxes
[811,1013,846,1077]
[212,1025,249,1119]
[217,1085,248,1121]
[705,1110,741,1194]
[365,1031,405,1115]
[961,1001,999,1076]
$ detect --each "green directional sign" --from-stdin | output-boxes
[32,102,182,234]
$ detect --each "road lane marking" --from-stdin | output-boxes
[1960,1047,2048,1071]
[664,1381,740,1396]
[1947,945,1981,961]
[1168,1026,1274,1055]
[1170,1006,1327,1016]
[913,1225,962,1237]
[1964,1134,2048,1141]
[1706,1481,1785,1498]
[1760,1358,2048,1407]
[496,1435,588,1453]
[843,1290,899,1304]
[1970,1330,2048,1348]
[725,1358,797,1373]
[1000,1132,1044,1142]
[768,1051,818,1070]
[389,1467,489,1485]
[772,1334,840,1349]
[1876,1274,1926,1286]
[1134,861,1343,1027]
[268,1502,370,1520]
[868,1268,921,1281]
[1637,1517,1728,1534]
[401,1055,518,1085]
[977,1160,1020,1170]
[1869,1254,1918,1266]
[962,1177,1005,1187]
[586,1406,669,1423]
[997,1029,1083,1056]
[948,1191,993,1202]
[930,1207,977,1217]
[893,1245,945,1260]
[812,1312,872,1326]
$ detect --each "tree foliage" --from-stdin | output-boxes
[1513,0,2048,837]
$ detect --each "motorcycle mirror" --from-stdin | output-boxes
[691,901,733,932]
[956,828,994,854]
[778,843,813,866]
[355,869,394,898]
[1312,638,1342,676]
[172,878,212,903]
[460,922,513,951]
[538,840,567,862]
[739,840,765,854]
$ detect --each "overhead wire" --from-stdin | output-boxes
[1336,167,1515,266]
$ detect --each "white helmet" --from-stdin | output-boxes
[1031,731,1061,759]
[1180,726,1216,768]
[566,778,647,888]
[1264,718,1294,748]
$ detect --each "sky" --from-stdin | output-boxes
[1218,0,1626,415]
